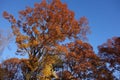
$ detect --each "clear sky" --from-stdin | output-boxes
[0,0,120,60]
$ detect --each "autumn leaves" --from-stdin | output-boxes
[1,0,119,80]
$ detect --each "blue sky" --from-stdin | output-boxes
[0,0,120,60]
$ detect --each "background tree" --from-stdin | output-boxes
[0,58,24,80]
[57,40,114,80]
[0,64,8,80]
[98,37,120,79]
[3,0,89,79]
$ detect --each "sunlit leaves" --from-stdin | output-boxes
[38,54,61,79]
[3,0,90,52]
[3,0,91,79]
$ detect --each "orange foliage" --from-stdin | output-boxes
[98,37,120,72]
[3,0,90,62]
[2,0,115,80]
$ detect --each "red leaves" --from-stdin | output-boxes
[19,10,27,16]
[26,7,33,13]
[65,40,99,79]
[98,37,120,72]
[3,11,9,19]
[3,11,16,23]
[79,16,88,26]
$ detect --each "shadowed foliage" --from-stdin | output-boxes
[98,37,120,79]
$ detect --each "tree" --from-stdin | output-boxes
[3,0,116,79]
[58,40,114,80]
[98,37,120,79]
[0,58,24,80]
[3,0,90,79]
[0,64,8,80]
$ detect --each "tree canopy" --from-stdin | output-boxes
[0,0,119,80]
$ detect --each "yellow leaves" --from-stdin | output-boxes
[19,43,29,48]
[38,54,61,79]
[43,54,58,65]
[16,35,29,43]
[33,40,39,46]
[28,39,39,47]
[16,35,30,48]
[42,64,52,77]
